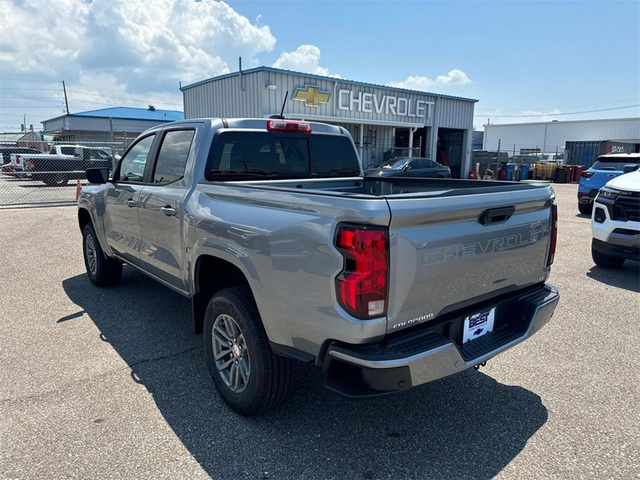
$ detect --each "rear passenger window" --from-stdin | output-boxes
[153,130,195,184]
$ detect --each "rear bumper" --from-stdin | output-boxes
[592,238,640,261]
[323,284,559,397]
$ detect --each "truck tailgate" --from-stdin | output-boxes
[385,187,553,333]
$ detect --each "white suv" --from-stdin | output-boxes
[591,170,640,268]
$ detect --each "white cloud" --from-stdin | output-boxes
[478,108,565,128]
[388,69,472,91]
[272,45,341,78]
[1,0,88,76]
[0,0,276,127]
[78,0,276,89]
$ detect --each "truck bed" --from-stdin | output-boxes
[194,176,554,339]
[221,176,550,197]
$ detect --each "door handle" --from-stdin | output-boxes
[479,206,515,225]
[161,206,177,217]
[126,199,136,207]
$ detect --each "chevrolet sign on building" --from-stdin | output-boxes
[293,86,331,107]
[337,89,434,119]
[181,66,477,178]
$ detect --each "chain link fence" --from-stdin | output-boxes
[472,149,570,181]
[0,140,130,208]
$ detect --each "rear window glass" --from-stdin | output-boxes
[206,131,359,180]
[592,156,639,170]
[58,147,77,156]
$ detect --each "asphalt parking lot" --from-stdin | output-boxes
[0,182,638,479]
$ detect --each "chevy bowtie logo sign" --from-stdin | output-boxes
[292,86,330,107]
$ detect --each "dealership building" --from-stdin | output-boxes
[181,67,477,178]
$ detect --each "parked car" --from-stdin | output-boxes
[578,153,640,215]
[591,169,640,268]
[365,157,451,178]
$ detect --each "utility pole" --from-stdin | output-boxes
[62,81,70,114]
[496,139,501,176]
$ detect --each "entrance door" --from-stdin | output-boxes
[437,128,464,178]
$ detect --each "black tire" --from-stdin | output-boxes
[578,202,592,215]
[44,173,69,186]
[82,223,123,286]
[204,286,292,416]
[592,246,625,269]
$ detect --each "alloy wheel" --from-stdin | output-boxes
[212,314,250,393]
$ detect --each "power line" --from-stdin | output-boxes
[0,105,64,108]
[0,96,63,100]
[0,82,183,106]
[474,104,640,117]
[66,89,183,106]
[0,88,61,92]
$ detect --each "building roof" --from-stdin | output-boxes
[44,107,184,124]
[69,107,184,122]
[0,133,31,142]
[180,66,478,103]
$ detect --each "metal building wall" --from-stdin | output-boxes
[183,68,476,128]
[183,72,264,119]
[182,67,477,175]
[483,118,640,154]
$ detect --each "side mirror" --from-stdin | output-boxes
[622,164,639,174]
[86,167,110,184]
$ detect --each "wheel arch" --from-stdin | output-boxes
[192,254,253,334]
[78,207,92,232]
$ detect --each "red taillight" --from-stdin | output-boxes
[29,159,35,169]
[581,171,594,178]
[15,155,21,164]
[335,225,389,319]
[266,119,312,133]
[547,204,558,266]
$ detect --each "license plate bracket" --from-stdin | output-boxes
[462,307,496,344]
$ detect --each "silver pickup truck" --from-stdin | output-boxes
[78,118,559,416]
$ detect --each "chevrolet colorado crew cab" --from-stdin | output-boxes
[78,118,559,416]
[591,170,640,268]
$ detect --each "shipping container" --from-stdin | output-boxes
[564,140,640,167]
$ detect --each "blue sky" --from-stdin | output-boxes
[1,0,638,131]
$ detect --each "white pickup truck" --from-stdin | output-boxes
[591,170,640,268]
[18,145,115,185]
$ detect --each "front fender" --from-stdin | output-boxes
[78,190,114,257]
